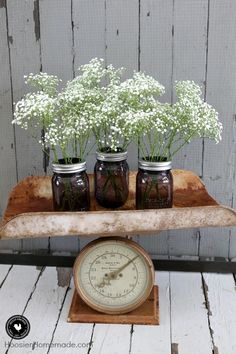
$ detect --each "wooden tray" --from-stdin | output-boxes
[0,170,236,240]
[67,285,159,325]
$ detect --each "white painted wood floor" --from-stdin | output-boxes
[0,265,236,354]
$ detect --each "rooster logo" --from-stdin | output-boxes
[13,323,22,332]
[6,315,30,339]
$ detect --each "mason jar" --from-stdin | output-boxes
[52,158,90,211]
[136,160,173,209]
[94,150,129,208]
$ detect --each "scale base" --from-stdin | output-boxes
[67,285,159,325]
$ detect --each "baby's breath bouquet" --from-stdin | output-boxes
[90,62,166,208]
[44,60,106,164]
[13,60,106,164]
[135,80,222,210]
[136,80,222,162]
[12,72,60,161]
[93,69,165,153]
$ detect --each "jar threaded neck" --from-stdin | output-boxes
[138,159,172,171]
[52,160,86,174]
[96,151,127,162]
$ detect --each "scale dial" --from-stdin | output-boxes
[73,237,155,314]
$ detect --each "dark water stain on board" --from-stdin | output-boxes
[213,345,219,354]
[56,267,72,287]
[0,0,6,9]
[33,0,40,41]
[171,343,179,354]
[8,35,13,44]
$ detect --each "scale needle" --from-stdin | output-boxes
[97,255,139,288]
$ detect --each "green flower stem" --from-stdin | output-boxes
[86,140,97,156]
[61,180,74,211]
[52,147,58,163]
[143,178,156,203]
[42,148,50,158]
[170,130,197,157]
[102,171,125,203]
[139,139,150,159]
[154,132,162,159]
[102,174,113,195]
[73,135,78,158]
[110,175,123,201]
[147,133,154,158]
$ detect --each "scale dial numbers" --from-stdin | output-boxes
[73,237,155,314]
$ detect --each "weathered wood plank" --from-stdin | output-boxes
[106,0,139,79]
[39,0,74,166]
[203,0,236,204]
[7,0,48,252]
[138,234,168,255]
[0,264,12,287]
[79,236,97,251]
[229,233,236,259]
[140,0,173,254]
[169,0,208,257]
[50,238,79,253]
[200,227,232,258]
[106,0,139,170]
[89,324,131,354]
[48,0,106,253]
[0,239,22,252]
[48,280,93,354]
[139,1,206,256]
[73,0,105,69]
[202,0,236,257]
[131,272,171,354]
[170,271,213,354]
[39,0,73,84]
[39,0,73,166]
[172,0,208,174]
[202,272,236,354]
[140,0,173,102]
[0,3,20,250]
[0,4,17,217]
[231,187,236,257]
[37,0,77,253]
[7,0,43,179]
[20,238,49,253]
[73,0,106,174]
[8,267,68,353]
[0,265,41,349]
[168,229,200,257]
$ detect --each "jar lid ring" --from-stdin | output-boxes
[138,159,172,171]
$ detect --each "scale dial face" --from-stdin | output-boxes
[73,237,155,314]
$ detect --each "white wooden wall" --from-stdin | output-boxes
[0,0,236,258]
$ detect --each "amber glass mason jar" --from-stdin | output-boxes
[94,150,129,208]
[52,158,90,211]
[136,159,173,209]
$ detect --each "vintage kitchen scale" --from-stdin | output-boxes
[1,170,236,325]
[70,236,159,325]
